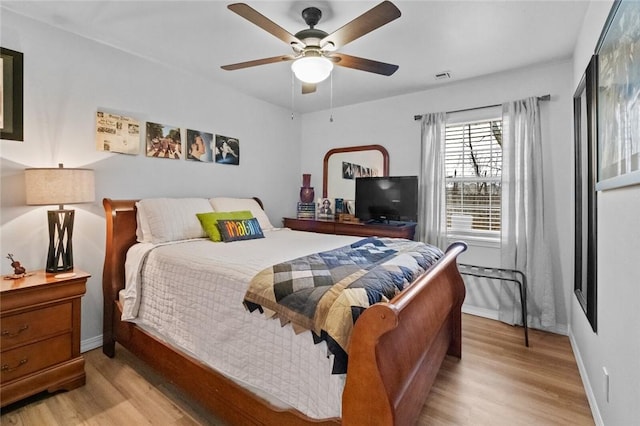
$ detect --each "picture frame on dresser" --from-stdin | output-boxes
[317,197,334,220]
[0,47,24,142]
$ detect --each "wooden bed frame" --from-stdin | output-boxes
[102,198,467,425]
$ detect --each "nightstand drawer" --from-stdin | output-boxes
[1,303,72,350]
[1,333,72,383]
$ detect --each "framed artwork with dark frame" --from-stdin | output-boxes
[594,0,640,190]
[573,54,598,332]
[0,47,24,141]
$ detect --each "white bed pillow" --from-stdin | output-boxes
[135,201,153,243]
[137,198,213,243]
[209,197,275,231]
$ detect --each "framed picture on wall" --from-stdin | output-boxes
[594,0,640,190]
[186,129,213,162]
[215,135,240,165]
[95,111,141,155]
[573,55,598,332]
[0,47,24,141]
[342,161,354,179]
[145,122,183,159]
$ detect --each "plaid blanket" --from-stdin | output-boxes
[243,237,443,373]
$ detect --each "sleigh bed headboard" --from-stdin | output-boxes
[102,199,137,356]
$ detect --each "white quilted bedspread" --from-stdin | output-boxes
[123,228,362,420]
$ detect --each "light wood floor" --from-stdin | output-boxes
[1,314,594,425]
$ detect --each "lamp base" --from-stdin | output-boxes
[46,209,75,273]
[54,272,77,279]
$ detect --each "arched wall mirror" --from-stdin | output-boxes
[322,144,389,202]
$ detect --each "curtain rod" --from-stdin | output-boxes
[413,94,551,121]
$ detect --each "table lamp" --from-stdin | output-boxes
[25,163,95,273]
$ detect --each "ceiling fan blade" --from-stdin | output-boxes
[221,55,296,71]
[301,83,317,95]
[320,1,401,50]
[331,53,398,76]
[228,3,303,46]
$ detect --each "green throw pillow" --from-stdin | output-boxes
[217,218,265,242]
[196,210,254,242]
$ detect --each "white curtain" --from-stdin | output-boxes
[500,97,556,329]
[418,112,447,249]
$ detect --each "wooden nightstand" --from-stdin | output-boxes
[0,269,89,407]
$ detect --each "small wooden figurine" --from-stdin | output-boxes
[6,253,27,275]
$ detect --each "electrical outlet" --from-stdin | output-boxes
[603,367,610,403]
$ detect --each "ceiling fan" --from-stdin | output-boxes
[221,1,401,94]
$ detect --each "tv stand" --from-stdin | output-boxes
[365,219,411,227]
[366,218,390,225]
[283,218,417,240]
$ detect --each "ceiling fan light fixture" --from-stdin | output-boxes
[291,56,333,84]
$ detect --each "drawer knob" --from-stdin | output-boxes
[1,324,29,337]
[1,358,28,372]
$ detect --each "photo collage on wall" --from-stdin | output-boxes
[342,161,378,179]
[95,110,240,165]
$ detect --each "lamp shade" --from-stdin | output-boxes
[25,165,95,206]
[291,56,333,84]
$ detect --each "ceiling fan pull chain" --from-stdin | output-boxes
[329,73,334,123]
[291,70,295,120]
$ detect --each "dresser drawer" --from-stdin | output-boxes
[1,333,72,383]
[1,303,72,351]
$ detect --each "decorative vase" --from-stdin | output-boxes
[300,174,315,203]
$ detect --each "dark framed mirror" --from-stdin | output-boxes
[573,55,598,332]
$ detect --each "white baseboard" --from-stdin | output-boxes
[462,304,568,335]
[81,334,103,353]
[568,325,604,426]
[462,304,499,320]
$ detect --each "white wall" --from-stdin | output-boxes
[301,59,574,332]
[0,10,303,347]
[570,2,640,425]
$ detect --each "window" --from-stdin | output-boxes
[445,118,502,241]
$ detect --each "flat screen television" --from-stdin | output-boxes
[355,175,418,223]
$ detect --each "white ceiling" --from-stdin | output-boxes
[2,0,589,113]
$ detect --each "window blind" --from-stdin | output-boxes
[445,119,502,237]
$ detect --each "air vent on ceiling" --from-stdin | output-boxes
[435,71,451,80]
